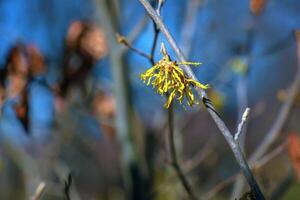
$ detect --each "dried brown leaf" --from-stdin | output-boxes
[250,0,266,15]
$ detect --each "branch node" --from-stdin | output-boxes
[115,32,151,60]
[156,0,165,15]
[160,42,167,55]
[116,33,129,46]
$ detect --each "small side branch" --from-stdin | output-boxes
[149,24,159,65]
[234,108,250,141]
[31,182,46,200]
[116,33,151,60]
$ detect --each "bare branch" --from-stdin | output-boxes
[31,182,46,200]
[181,0,204,56]
[138,0,265,199]
[149,0,165,64]
[95,1,140,198]
[249,31,300,164]
[253,141,287,170]
[234,108,250,141]
[156,0,165,15]
[166,103,198,200]
[232,30,300,198]
[117,0,165,65]
[182,141,213,173]
[116,33,151,60]
[121,14,149,50]
[204,141,287,199]
[205,174,238,200]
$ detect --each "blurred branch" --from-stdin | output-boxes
[95,0,140,198]
[150,136,212,198]
[253,141,287,170]
[167,103,198,200]
[204,141,287,199]
[115,2,166,199]
[64,173,73,200]
[249,31,300,164]
[31,182,46,200]
[119,14,149,54]
[0,140,41,199]
[181,0,203,57]
[182,140,213,173]
[128,14,149,42]
[269,170,294,200]
[205,174,238,200]
[233,30,300,198]
[138,0,265,198]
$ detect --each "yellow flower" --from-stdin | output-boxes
[140,48,208,108]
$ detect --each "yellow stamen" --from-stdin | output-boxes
[140,49,208,109]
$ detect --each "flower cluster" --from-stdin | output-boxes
[140,52,208,108]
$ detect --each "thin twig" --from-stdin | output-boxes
[150,140,212,198]
[236,76,249,147]
[119,14,149,55]
[234,108,250,141]
[205,174,238,200]
[138,0,265,199]
[118,1,164,64]
[253,141,287,170]
[167,102,198,200]
[127,14,148,42]
[182,141,213,173]
[269,170,294,200]
[149,0,164,64]
[31,182,46,200]
[116,33,151,60]
[149,24,159,65]
[116,14,160,64]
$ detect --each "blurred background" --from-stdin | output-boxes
[0,0,300,199]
